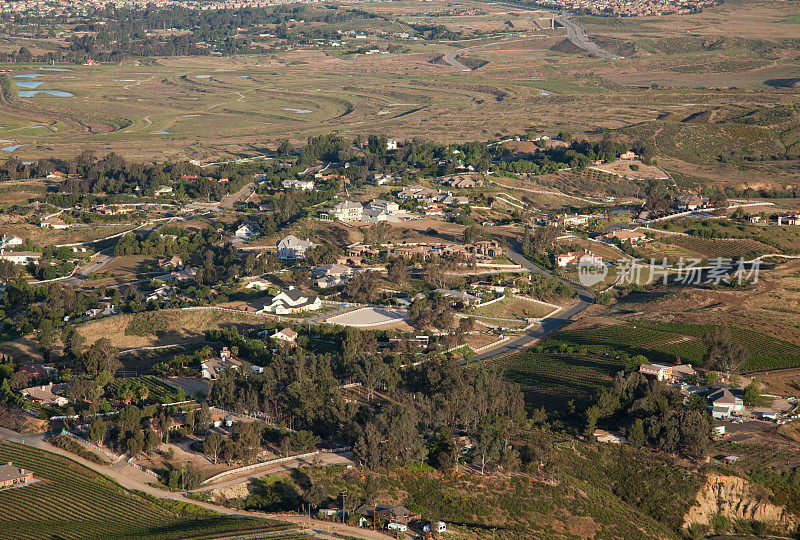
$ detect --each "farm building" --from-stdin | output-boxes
[0,462,33,488]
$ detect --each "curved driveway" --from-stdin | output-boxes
[471,242,596,362]
[555,13,624,60]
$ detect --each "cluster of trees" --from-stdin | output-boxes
[586,371,712,459]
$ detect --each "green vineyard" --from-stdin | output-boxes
[0,442,299,540]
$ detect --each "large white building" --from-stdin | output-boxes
[276,235,317,260]
[331,201,363,222]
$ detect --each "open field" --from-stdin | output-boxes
[469,295,557,321]
[0,442,294,540]
[0,0,795,196]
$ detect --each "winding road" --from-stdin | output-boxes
[471,242,596,362]
[555,13,624,60]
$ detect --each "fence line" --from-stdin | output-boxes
[202,451,319,485]
[61,430,124,462]
[127,458,162,480]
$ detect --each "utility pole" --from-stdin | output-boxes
[340,489,347,524]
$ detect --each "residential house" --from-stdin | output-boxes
[362,208,390,224]
[0,462,33,487]
[436,288,479,306]
[254,288,322,315]
[244,280,272,291]
[312,264,354,288]
[282,178,315,191]
[371,173,395,186]
[157,256,184,271]
[20,383,71,406]
[619,150,638,160]
[749,215,762,224]
[674,194,705,212]
[46,171,66,179]
[386,139,399,151]
[39,216,69,229]
[708,387,745,419]
[375,506,419,526]
[442,176,481,189]
[0,234,23,248]
[560,214,589,227]
[171,267,198,282]
[235,223,260,240]
[201,349,243,380]
[0,250,41,264]
[600,229,647,245]
[640,362,696,383]
[271,328,298,346]
[555,251,603,267]
[640,363,670,381]
[18,364,56,380]
[593,429,627,444]
[154,186,174,196]
[147,285,174,303]
[276,235,317,260]
[367,199,400,214]
[331,201,363,222]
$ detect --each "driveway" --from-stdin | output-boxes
[471,242,595,362]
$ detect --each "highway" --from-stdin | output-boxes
[555,13,624,61]
[471,242,596,362]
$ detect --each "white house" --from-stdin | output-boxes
[40,217,69,229]
[256,288,322,315]
[271,328,298,345]
[372,173,395,186]
[0,234,23,248]
[708,388,745,419]
[331,201,363,222]
[386,139,399,151]
[154,186,174,196]
[367,199,400,214]
[593,429,627,444]
[555,251,603,268]
[235,223,260,240]
[560,214,589,226]
[0,250,41,264]
[276,235,317,260]
[312,264,354,288]
[282,178,315,191]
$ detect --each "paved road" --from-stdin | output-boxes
[555,13,623,60]
[0,427,392,540]
[442,49,472,71]
[471,242,596,362]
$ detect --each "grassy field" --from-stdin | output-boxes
[469,295,557,321]
[0,442,297,540]
[0,0,795,194]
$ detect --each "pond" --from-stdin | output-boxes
[150,131,171,135]
[195,75,212,79]
[15,81,44,89]
[1,144,25,152]
[182,114,200,117]
[39,67,72,72]
[14,74,43,79]
[283,108,312,114]
[19,90,74,97]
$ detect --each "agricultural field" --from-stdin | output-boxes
[556,321,800,371]
[105,376,186,403]
[0,442,295,540]
[503,343,626,416]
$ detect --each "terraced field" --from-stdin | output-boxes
[0,442,297,540]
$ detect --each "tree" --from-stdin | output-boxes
[628,418,645,447]
[743,379,761,406]
[703,329,748,376]
[203,432,224,464]
[644,179,672,214]
[344,271,381,303]
[356,355,386,402]
[89,418,107,445]
[81,338,121,376]
[710,190,728,216]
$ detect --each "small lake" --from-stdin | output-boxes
[150,131,171,135]
[283,108,312,114]
[2,144,25,152]
[29,125,45,128]
[19,90,74,97]
[16,81,44,89]
[195,75,212,79]
[39,67,72,72]
[182,114,200,117]
[14,74,43,79]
